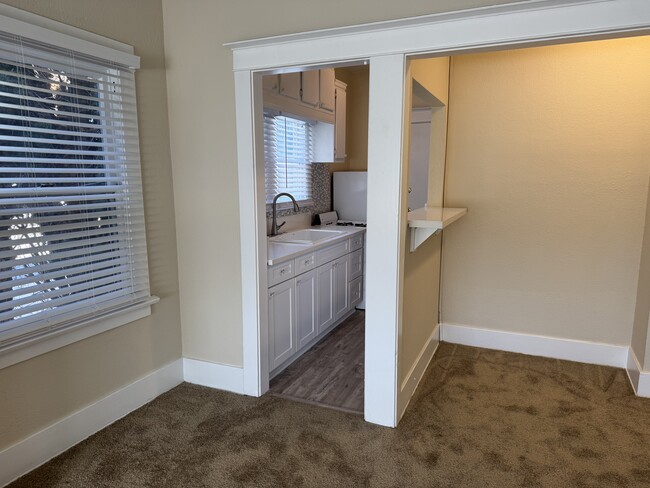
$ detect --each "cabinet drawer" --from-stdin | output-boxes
[349,276,363,309]
[349,248,363,281]
[349,233,364,252]
[316,239,349,266]
[294,253,316,275]
[268,260,294,287]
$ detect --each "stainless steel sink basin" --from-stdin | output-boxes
[269,228,346,245]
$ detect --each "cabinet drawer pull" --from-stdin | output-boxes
[304,259,311,265]
[270,292,275,297]
[280,269,286,274]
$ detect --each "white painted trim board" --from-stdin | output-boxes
[626,348,650,398]
[0,359,183,488]
[441,323,628,368]
[398,325,440,420]
[182,358,245,394]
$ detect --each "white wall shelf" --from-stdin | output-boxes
[407,207,467,252]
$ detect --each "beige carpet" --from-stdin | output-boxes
[9,343,650,487]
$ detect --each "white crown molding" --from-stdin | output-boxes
[226,0,650,71]
[0,359,183,487]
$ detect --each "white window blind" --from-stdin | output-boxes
[264,113,313,205]
[0,33,152,350]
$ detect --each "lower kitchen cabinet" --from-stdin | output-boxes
[268,279,296,370]
[316,260,335,334]
[295,269,317,349]
[268,233,364,375]
[333,254,349,321]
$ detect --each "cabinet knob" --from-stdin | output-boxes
[304,259,310,265]
[269,292,275,297]
[280,269,286,274]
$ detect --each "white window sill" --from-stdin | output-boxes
[0,296,159,370]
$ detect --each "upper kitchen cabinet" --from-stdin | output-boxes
[301,70,320,107]
[279,72,301,101]
[334,79,347,160]
[263,74,279,94]
[319,69,336,112]
[263,68,347,162]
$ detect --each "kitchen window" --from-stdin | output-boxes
[0,26,155,364]
[264,112,313,207]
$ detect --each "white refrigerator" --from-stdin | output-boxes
[333,171,367,309]
[333,171,367,222]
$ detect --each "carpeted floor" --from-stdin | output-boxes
[9,343,650,487]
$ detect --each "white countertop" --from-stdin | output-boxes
[407,207,467,229]
[267,225,365,266]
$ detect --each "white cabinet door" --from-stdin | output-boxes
[279,72,301,101]
[319,68,336,112]
[301,70,320,107]
[334,80,347,160]
[295,269,317,349]
[333,254,350,321]
[263,74,279,94]
[316,261,335,334]
[268,279,296,370]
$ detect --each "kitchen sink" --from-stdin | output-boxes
[269,228,346,245]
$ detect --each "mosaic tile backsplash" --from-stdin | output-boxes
[265,163,332,223]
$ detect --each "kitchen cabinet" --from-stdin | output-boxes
[333,254,349,321]
[268,279,296,370]
[316,260,335,334]
[319,68,336,112]
[266,232,365,377]
[263,74,279,94]
[296,269,318,349]
[334,80,347,161]
[301,70,320,107]
[279,72,301,101]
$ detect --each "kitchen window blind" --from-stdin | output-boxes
[0,32,153,350]
[264,113,313,205]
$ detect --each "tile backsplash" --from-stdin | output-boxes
[265,163,332,229]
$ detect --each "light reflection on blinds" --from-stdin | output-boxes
[0,33,152,348]
[264,113,313,204]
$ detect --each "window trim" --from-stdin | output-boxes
[0,7,157,370]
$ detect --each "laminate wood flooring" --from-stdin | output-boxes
[269,310,364,414]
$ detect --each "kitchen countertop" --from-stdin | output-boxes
[267,225,366,266]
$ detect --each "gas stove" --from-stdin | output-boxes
[317,211,367,228]
[336,221,367,227]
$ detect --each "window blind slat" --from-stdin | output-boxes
[0,32,151,346]
[263,113,313,204]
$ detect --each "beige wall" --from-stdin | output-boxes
[335,66,369,171]
[631,175,650,368]
[0,0,182,450]
[161,0,516,366]
[443,37,650,345]
[400,57,449,385]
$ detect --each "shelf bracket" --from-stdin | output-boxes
[409,227,441,252]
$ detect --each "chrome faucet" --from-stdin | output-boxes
[271,193,300,236]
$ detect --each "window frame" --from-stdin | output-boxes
[263,111,315,211]
[0,6,157,370]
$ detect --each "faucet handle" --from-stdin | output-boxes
[277,221,286,231]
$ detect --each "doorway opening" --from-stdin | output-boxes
[260,64,370,414]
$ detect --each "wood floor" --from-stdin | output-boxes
[269,310,364,414]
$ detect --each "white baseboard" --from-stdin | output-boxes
[182,358,244,394]
[398,324,440,420]
[626,348,650,398]
[441,323,628,369]
[0,359,183,488]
